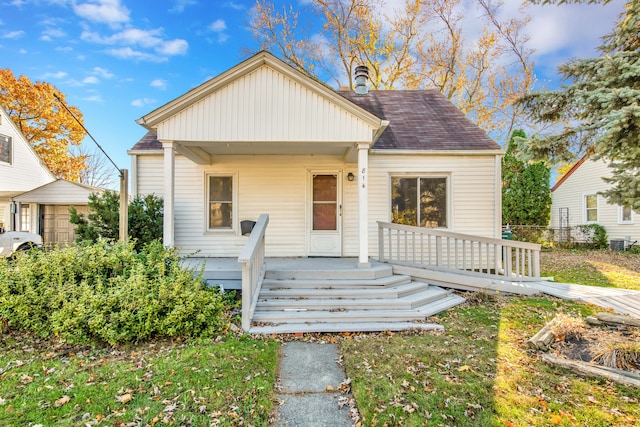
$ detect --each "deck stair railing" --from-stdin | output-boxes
[238,214,269,331]
[378,221,541,281]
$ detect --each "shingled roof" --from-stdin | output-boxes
[130,89,500,152]
[130,130,162,151]
[338,90,500,151]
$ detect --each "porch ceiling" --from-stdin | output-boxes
[172,140,359,164]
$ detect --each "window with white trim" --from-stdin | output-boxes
[0,134,11,164]
[584,194,598,223]
[391,176,448,228]
[619,206,633,224]
[20,204,30,232]
[207,175,234,230]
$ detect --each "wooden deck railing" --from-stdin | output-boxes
[238,214,269,331]
[378,221,541,281]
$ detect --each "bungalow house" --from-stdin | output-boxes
[550,156,639,248]
[129,52,540,332]
[0,107,101,247]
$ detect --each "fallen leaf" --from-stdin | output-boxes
[458,365,473,372]
[116,393,132,404]
[551,414,562,424]
[54,396,71,407]
[326,385,335,391]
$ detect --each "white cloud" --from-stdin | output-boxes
[92,67,114,79]
[170,0,196,13]
[41,71,68,79]
[106,47,168,62]
[209,19,227,33]
[40,27,66,42]
[83,94,104,103]
[150,78,167,90]
[73,0,130,27]
[131,97,155,107]
[55,46,73,52]
[18,48,27,54]
[1,30,25,39]
[224,2,245,11]
[82,26,188,60]
[83,76,100,84]
[208,19,229,44]
[157,38,188,55]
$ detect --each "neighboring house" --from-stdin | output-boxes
[12,180,104,246]
[550,156,639,247]
[0,107,101,247]
[129,51,503,263]
[0,107,54,232]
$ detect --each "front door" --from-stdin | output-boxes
[308,172,342,256]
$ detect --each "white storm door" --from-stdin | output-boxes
[308,172,342,256]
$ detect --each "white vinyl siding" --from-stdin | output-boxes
[134,152,498,258]
[135,155,164,197]
[0,109,53,193]
[156,66,375,143]
[551,157,640,242]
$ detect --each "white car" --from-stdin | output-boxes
[0,226,43,258]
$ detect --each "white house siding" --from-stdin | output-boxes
[551,158,640,243]
[156,66,375,144]
[133,155,164,197]
[134,152,499,258]
[0,109,53,193]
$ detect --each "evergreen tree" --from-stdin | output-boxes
[518,0,640,208]
[502,129,552,226]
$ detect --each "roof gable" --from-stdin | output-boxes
[137,51,385,144]
[12,179,104,204]
[0,107,55,192]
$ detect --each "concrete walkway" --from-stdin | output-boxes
[273,342,355,426]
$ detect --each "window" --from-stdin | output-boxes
[207,175,234,230]
[0,134,11,164]
[584,194,598,222]
[20,204,30,232]
[619,206,633,224]
[391,176,448,228]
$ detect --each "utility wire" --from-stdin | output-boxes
[53,93,123,179]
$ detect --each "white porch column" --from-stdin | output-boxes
[357,143,370,268]
[162,141,175,247]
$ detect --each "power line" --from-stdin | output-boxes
[53,93,123,179]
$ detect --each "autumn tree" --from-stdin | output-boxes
[518,0,640,208]
[0,69,87,181]
[249,0,535,144]
[502,129,551,226]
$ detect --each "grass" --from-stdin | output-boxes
[0,334,278,426]
[540,249,640,290]
[340,297,640,426]
[1,248,638,426]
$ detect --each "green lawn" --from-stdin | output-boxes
[1,249,638,426]
[0,334,278,426]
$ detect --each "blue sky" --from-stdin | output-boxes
[0,0,627,185]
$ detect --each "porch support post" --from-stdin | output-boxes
[357,143,370,268]
[162,141,175,247]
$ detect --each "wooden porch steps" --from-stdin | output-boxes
[250,265,465,334]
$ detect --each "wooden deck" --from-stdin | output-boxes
[182,257,640,334]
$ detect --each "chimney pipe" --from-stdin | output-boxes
[354,65,369,95]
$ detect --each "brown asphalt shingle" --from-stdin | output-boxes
[338,90,500,151]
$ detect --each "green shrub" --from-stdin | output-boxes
[577,224,608,249]
[0,241,230,345]
[70,191,164,250]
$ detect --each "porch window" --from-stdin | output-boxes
[207,175,233,230]
[0,134,11,164]
[584,194,598,223]
[391,176,448,228]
